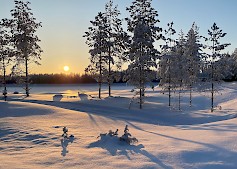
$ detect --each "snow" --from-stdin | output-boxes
[1,82,237,169]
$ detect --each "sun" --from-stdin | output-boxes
[63,66,69,72]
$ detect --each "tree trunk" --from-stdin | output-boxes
[211,81,214,112]
[108,46,111,97]
[211,41,214,112]
[3,58,7,101]
[168,59,171,107]
[99,82,101,99]
[189,84,192,107]
[211,61,214,112]
[139,45,143,109]
[25,56,29,97]
[139,66,142,109]
[179,83,182,111]
[99,53,102,99]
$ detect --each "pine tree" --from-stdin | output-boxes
[104,0,128,97]
[217,53,233,81]
[159,22,176,107]
[184,23,202,106]
[222,49,237,81]
[160,29,186,110]
[10,0,42,97]
[205,23,230,112]
[174,30,186,110]
[230,49,237,80]
[0,19,14,101]
[126,0,162,40]
[125,0,162,109]
[84,1,128,98]
[84,12,109,99]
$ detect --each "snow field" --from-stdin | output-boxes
[1,83,237,169]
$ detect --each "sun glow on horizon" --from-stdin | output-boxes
[63,66,70,72]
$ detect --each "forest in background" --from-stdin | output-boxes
[0,70,160,84]
[0,73,96,84]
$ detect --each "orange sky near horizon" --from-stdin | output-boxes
[1,0,237,75]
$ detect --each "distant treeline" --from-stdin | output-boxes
[2,74,96,84]
[1,71,159,84]
[29,74,97,84]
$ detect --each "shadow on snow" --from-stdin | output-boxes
[88,135,172,169]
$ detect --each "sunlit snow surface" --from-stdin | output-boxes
[1,83,237,169]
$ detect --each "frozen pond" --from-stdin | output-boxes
[1,83,133,94]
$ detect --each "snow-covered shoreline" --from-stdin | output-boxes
[1,83,237,169]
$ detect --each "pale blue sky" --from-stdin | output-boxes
[0,0,236,74]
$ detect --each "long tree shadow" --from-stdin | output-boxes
[88,135,172,169]
[60,137,74,157]
[12,98,237,126]
[0,101,54,118]
[127,122,237,169]
[181,150,237,169]
[178,121,237,133]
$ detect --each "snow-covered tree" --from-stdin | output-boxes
[10,0,42,97]
[230,49,237,79]
[204,23,230,112]
[173,30,186,110]
[125,0,162,40]
[159,22,176,107]
[84,1,128,98]
[125,0,162,109]
[104,0,129,97]
[216,53,233,81]
[126,19,158,109]
[184,23,202,106]
[0,19,14,101]
[221,49,237,81]
[160,29,186,111]
[84,12,109,99]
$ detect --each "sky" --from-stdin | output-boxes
[1,0,237,74]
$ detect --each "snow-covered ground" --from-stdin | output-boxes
[1,82,237,169]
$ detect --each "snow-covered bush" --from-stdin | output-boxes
[62,127,74,139]
[119,125,138,144]
[98,129,119,138]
